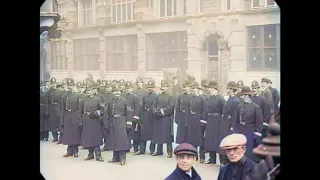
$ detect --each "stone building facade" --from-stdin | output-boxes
[45,0,280,91]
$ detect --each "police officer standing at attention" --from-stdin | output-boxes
[266,79,280,120]
[233,86,263,162]
[45,78,59,142]
[61,78,81,158]
[57,79,69,144]
[175,80,192,145]
[104,85,132,166]
[165,143,202,180]
[187,81,207,162]
[134,77,148,97]
[100,80,113,151]
[217,134,258,180]
[203,79,226,164]
[40,81,49,141]
[260,78,274,124]
[152,79,176,158]
[236,80,244,100]
[251,81,271,138]
[219,81,240,165]
[80,83,105,162]
[124,81,142,154]
[136,79,157,155]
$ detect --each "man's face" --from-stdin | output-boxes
[161,86,168,92]
[173,79,178,84]
[68,85,74,91]
[224,146,246,163]
[51,84,57,89]
[261,82,268,89]
[120,85,125,91]
[126,87,133,93]
[148,87,154,92]
[77,87,82,93]
[252,87,258,94]
[45,82,50,88]
[138,82,144,88]
[105,87,112,92]
[209,88,217,94]
[113,90,121,97]
[227,88,234,96]
[237,87,242,93]
[92,88,98,95]
[177,154,195,172]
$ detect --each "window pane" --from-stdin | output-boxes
[160,0,165,17]
[122,4,126,22]
[208,39,218,56]
[174,0,177,15]
[167,51,178,67]
[248,48,262,69]
[123,53,132,70]
[252,0,260,7]
[157,52,166,69]
[200,0,204,12]
[127,3,132,20]
[146,52,156,70]
[117,5,121,22]
[178,32,187,50]
[106,54,115,70]
[106,38,114,53]
[112,6,116,22]
[264,48,277,69]
[183,0,187,14]
[248,26,261,47]
[167,0,172,16]
[115,54,124,70]
[177,51,188,69]
[264,25,276,47]
[167,32,177,51]
[114,39,123,53]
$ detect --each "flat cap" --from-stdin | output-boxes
[220,134,247,150]
[174,143,197,155]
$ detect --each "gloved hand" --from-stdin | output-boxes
[253,132,262,147]
[229,127,234,134]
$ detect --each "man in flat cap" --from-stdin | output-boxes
[165,143,201,180]
[217,134,258,180]
[265,79,280,121]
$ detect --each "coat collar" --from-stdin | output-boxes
[174,166,200,179]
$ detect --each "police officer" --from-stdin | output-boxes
[81,83,105,162]
[219,81,241,165]
[233,86,263,162]
[40,81,49,141]
[152,79,175,158]
[260,78,274,124]
[175,80,192,145]
[267,79,280,121]
[200,79,210,97]
[172,76,182,96]
[217,134,258,180]
[134,77,148,97]
[77,81,87,150]
[100,80,113,151]
[104,85,132,166]
[136,79,157,155]
[165,143,202,180]
[236,80,244,99]
[124,81,142,154]
[46,77,60,142]
[186,81,207,162]
[203,79,226,164]
[57,78,69,144]
[60,78,81,158]
[251,81,271,138]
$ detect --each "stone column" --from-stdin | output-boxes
[92,0,97,24]
[136,23,146,77]
[186,19,202,81]
[98,28,105,79]
[66,32,74,78]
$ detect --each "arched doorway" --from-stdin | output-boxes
[203,33,221,81]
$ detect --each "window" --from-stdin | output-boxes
[159,0,177,18]
[252,0,277,9]
[199,0,204,13]
[105,35,138,71]
[74,38,100,70]
[83,0,92,26]
[247,24,280,70]
[226,0,231,10]
[146,32,188,70]
[51,41,68,70]
[111,0,135,23]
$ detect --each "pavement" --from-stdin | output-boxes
[40,135,221,180]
